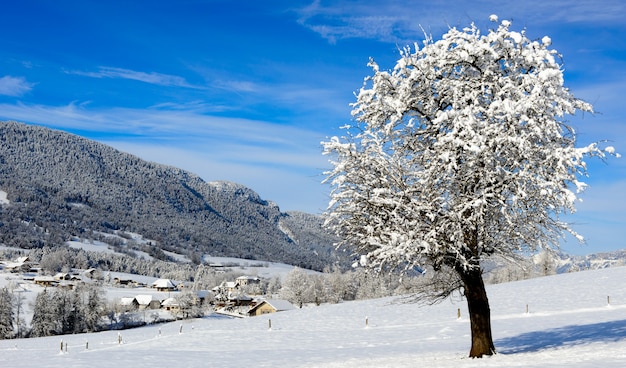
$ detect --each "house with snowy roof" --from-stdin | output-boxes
[236,275,261,287]
[119,297,139,312]
[248,299,295,317]
[1,256,35,273]
[161,297,180,312]
[53,272,71,281]
[151,278,177,292]
[135,294,161,309]
[34,275,57,287]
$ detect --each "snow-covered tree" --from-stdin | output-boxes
[323,16,617,358]
[280,267,312,308]
[0,288,15,339]
[84,285,105,332]
[30,290,57,337]
[266,275,282,297]
[176,291,204,319]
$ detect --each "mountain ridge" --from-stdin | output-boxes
[0,121,347,271]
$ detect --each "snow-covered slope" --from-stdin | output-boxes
[2,266,626,367]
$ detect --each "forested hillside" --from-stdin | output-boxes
[0,121,348,270]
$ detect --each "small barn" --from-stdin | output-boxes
[248,299,295,317]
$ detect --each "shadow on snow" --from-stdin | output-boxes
[496,319,626,354]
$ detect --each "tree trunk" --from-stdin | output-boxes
[459,266,496,358]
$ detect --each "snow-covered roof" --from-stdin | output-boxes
[119,297,137,306]
[34,276,55,282]
[196,290,213,299]
[151,278,177,289]
[256,299,294,312]
[236,275,260,281]
[135,294,157,305]
[161,297,179,307]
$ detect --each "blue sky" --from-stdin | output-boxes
[0,0,624,255]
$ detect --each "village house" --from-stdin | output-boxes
[1,256,36,273]
[53,272,71,281]
[248,299,295,317]
[113,277,136,287]
[212,281,239,300]
[33,276,57,287]
[161,297,180,313]
[119,297,140,312]
[135,294,161,310]
[207,263,225,273]
[196,290,214,305]
[236,275,260,287]
[83,268,102,280]
[152,278,177,292]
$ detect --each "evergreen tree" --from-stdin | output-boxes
[30,290,57,337]
[84,285,104,332]
[68,288,88,334]
[53,289,71,334]
[0,288,15,339]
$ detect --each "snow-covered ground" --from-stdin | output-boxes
[67,240,117,255]
[1,266,625,367]
[203,256,320,279]
[0,190,9,205]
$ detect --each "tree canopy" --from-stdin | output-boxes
[322,16,617,357]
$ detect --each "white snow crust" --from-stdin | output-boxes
[0,190,9,205]
[1,266,625,367]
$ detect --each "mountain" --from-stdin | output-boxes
[0,121,348,271]
[553,250,626,273]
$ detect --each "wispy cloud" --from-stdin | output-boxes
[67,66,204,89]
[295,0,626,43]
[296,1,415,43]
[0,101,324,162]
[0,75,35,96]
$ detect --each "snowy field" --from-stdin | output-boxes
[1,266,625,367]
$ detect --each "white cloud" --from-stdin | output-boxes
[295,0,626,43]
[0,101,321,147]
[0,75,35,96]
[67,66,204,89]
